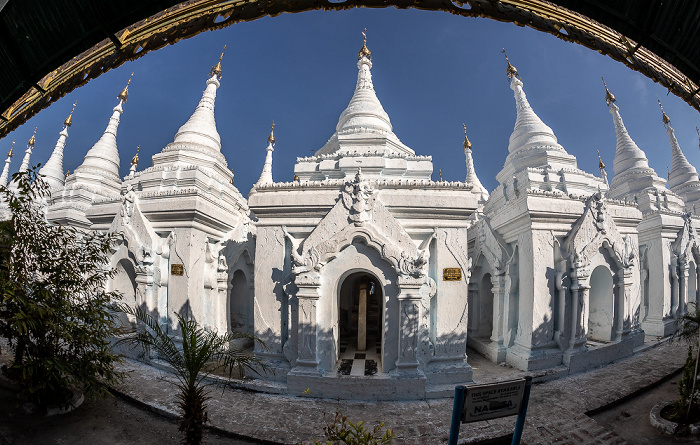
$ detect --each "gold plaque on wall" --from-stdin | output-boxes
[443,268,462,281]
[171,264,184,276]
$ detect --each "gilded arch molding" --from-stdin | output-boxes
[1,0,699,139]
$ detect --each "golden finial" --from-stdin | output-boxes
[65,163,71,177]
[131,145,140,166]
[293,174,300,182]
[658,100,671,125]
[8,139,15,158]
[210,45,226,79]
[439,169,443,181]
[602,77,616,106]
[597,150,605,170]
[28,127,37,146]
[267,120,275,144]
[64,100,77,127]
[118,73,133,102]
[667,163,670,179]
[358,29,372,61]
[462,123,472,150]
[502,49,519,80]
[697,127,699,150]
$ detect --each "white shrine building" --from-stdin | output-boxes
[4,36,700,400]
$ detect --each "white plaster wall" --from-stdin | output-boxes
[253,227,289,360]
[431,228,470,361]
[166,229,207,331]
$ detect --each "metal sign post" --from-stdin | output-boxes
[448,376,532,445]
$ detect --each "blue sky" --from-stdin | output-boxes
[2,8,699,196]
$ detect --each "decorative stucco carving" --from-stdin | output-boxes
[471,213,511,276]
[285,175,427,279]
[108,187,157,269]
[341,169,376,226]
[563,191,635,269]
[672,213,700,264]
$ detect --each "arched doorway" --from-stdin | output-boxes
[230,269,253,347]
[337,271,383,376]
[689,261,698,308]
[111,258,138,330]
[588,265,615,342]
[478,273,494,339]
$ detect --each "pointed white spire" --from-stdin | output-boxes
[172,47,225,153]
[315,30,413,157]
[660,101,700,190]
[39,102,76,190]
[17,127,36,174]
[0,141,14,188]
[603,79,671,206]
[463,124,488,201]
[603,79,654,177]
[75,75,131,181]
[503,50,562,154]
[256,122,275,186]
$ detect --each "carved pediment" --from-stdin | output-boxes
[285,171,424,277]
[470,214,511,275]
[563,191,635,268]
[108,186,158,266]
[672,214,700,262]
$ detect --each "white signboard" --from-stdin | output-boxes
[462,379,527,423]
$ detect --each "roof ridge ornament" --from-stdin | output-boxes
[210,45,226,79]
[502,49,519,81]
[463,123,472,150]
[597,149,605,169]
[268,120,275,145]
[602,77,616,106]
[64,100,77,128]
[28,126,37,146]
[358,29,371,61]
[118,73,133,103]
[658,99,671,126]
[131,145,140,166]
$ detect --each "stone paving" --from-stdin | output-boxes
[114,340,687,444]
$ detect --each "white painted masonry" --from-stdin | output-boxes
[1,40,695,400]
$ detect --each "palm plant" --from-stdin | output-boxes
[119,305,267,445]
[676,302,700,421]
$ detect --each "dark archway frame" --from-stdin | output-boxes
[1,0,698,139]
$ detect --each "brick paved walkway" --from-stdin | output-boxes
[114,340,686,444]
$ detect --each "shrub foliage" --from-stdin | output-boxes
[0,168,123,411]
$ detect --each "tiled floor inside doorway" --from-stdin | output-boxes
[336,336,381,377]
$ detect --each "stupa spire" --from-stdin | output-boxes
[314,30,412,158]
[0,140,15,188]
[463,124,488,201]
[659,100,700,190]
[39,101,77,190]
[18,127,37,174]
[74,77,131,181]
[171,47,225,153]
[503,49,561,154]
[604,79,654,178]
[256,122,275,186]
